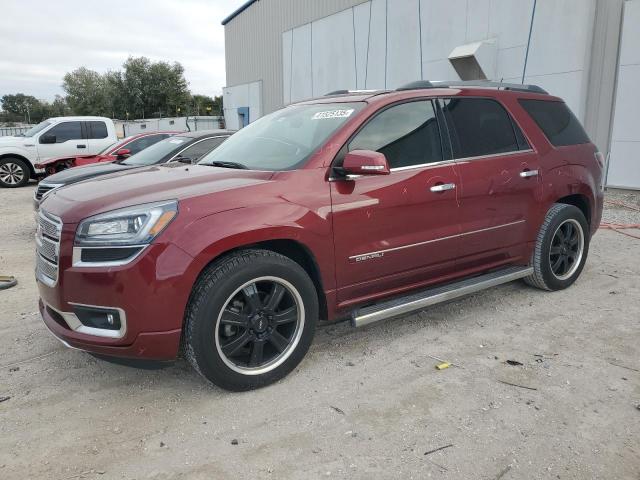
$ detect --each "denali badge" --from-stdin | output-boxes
[354,252,384,262]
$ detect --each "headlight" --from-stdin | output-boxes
[75,200,178,247]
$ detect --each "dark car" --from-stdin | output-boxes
[34,130,234,208]
[36,81,603,391]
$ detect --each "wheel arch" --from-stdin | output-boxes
[188,238,328,322]
[0,153,35,179]
[556,193,591,228]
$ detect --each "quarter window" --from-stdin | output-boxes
[518,99,590,147]
[349,100,443,168]
[442,98,520,158]
[45,121,83,143]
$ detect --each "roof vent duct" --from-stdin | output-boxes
[448,39,497,81]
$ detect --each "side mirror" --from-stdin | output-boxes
[341,150,390,176]
[40,134,56,144]
[115,148,131,158]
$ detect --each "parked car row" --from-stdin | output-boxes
[34,130,233,207]
[32,80,602,391]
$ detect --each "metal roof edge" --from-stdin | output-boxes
[221,0,260,26]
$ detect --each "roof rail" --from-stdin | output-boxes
[396,80,548,94]
[323,89,384,96]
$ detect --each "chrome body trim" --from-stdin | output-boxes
[349,220,526,260]
[46,302,127,339]
[353,266,534,327]
[71,245,147,267]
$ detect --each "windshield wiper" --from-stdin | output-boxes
[206,161,248,170]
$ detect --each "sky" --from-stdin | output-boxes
[0,0,247,101]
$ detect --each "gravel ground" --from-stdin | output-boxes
[0,184,639,480]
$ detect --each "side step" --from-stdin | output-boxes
[352,266,533,328]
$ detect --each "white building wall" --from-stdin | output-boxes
[222,80,263,130]
[607,0,640,189]
[281,0,596,120]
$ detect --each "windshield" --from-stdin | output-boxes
[21,121,51,137]
[121,136,189,166]
[199,102,364,170]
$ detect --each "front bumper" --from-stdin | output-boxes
[37,233,198,361]
[40,299,182,360]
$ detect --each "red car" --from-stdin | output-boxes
[34,132,178,176]
[36,81,603,391]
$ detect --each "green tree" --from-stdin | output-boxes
[62,67,109,115]
[1,93,42,122]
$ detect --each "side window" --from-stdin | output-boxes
[125,135,167,155]
[45,121,83,143]
[87,121,108,139]
[518,99,590,147]
[177,137,226,162]
[442,98,519,158]
[348,100,442,169]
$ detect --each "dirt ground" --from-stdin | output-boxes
[0,184,638,480]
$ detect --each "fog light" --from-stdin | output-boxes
[73,306,122,331]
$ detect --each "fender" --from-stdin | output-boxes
[0,149,37,175]
[34,156,77,170]
[172,202,336,293]
[542,163,602,234]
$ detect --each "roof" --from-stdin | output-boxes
[221,0,259,25]
[48,116,111,123]
[177,129,235,138]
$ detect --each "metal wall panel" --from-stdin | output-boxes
[224,0,367,115]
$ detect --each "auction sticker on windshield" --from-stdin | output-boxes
[312,109,354,120]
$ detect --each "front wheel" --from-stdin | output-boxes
[0,157,30,188]
[184,249,318,391]
[525,203,590,291]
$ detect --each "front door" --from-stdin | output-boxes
[37,121,86,161]
[330,99,461,305]
[440,97,542,270]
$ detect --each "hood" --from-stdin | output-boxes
[41,164,275,223]
[42,161,132,185]
[0,135,28,145]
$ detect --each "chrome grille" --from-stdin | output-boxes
[36,211,62,286]
[35,183,60,201]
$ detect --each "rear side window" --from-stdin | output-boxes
[349,100,443,168]
[124,134,169,155]
[518,99,589,146]
[87,121,108,139]
[442,98,521,158]
[178,137,226,162]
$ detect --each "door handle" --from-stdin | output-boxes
[430,183,456,192]
[77,144,87,149]
[519,169,538,178]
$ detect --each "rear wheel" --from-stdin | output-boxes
[525,203,589,291]
[0,157,30,188]
[184,249,318,391]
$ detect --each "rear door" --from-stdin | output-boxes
[440,97,542,270]
[85,121,112,155]
[331,99,461,304]
[36,121,85,160]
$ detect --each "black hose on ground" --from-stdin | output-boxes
[0,276,18,290]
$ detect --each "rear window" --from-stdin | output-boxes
[519,99,590,147]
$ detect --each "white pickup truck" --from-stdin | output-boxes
[0,116,117,188]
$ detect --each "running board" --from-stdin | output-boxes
[351,266,533,328]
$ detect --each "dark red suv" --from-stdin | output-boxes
[36,81,603,390]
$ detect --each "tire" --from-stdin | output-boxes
[184,249,318,391]
[525,203,590,291]
[0,157,30,188]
